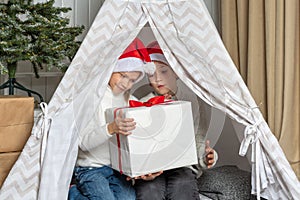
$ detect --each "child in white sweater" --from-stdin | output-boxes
[69,38,153,200]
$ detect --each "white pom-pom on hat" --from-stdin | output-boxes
[144,62,156,75]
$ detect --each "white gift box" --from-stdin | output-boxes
[105,100,198,177]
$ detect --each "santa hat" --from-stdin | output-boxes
[113,38,155,82]
[146,41,169,66]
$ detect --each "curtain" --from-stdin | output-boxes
[220,0,300,179]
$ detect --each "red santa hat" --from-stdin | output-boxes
[146,41,169,66]
[113,38,155,81]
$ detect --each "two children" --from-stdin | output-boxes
[69,39,217,200]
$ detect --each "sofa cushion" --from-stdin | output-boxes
[197,165,257,200]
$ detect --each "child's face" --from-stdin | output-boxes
[109,71,141,95]
[148,61,178,96]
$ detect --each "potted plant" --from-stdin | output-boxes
[0,0,84,102]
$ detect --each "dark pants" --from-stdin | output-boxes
[134,167,200,200]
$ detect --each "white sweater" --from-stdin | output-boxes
[76,86,128,168]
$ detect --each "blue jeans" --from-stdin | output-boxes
[134,167,200,200]
[68,166,135,200]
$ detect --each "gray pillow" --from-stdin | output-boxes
[197,165,258,200]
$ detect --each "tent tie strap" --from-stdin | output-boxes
[239,116,263,200]
[32,102,52,165]
[239,117,263,157]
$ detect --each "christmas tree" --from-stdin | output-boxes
[0,0,84,98]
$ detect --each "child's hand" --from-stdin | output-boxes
[108,110,136,136]
[127,171,163,181]
[164,93,173,100]
[205,140,215,168]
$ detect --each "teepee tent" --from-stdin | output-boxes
[1,0,299,199]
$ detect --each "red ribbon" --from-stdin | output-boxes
[114,108,123,174]
[129,96,165,107]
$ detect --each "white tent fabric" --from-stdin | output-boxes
[1,0,299,199]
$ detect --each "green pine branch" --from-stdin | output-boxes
[0,0,84,78]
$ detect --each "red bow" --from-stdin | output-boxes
[129,96,165,107]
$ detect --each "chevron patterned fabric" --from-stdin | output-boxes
[0,0,299,199]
